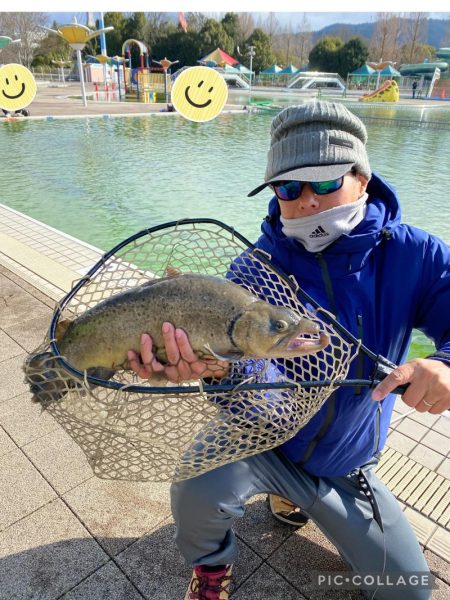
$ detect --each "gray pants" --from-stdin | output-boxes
[171,449,430,599]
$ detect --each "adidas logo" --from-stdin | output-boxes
[309,226,329,238]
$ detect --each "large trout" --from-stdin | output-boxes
[24,273,329,404]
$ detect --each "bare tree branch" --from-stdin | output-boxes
[0,12,49,68]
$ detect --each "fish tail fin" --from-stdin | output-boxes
[23,351,68,406]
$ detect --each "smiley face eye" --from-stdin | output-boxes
[198,80,204,88]
[6,78,9,85]
[208,86,213,92]
[15,75,18,81]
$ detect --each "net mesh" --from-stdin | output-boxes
[24,220,358,482]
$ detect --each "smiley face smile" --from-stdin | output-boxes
[2,82,25,99]
[171,66,228,123]
[0,64,37,113]
[184,81,213,108]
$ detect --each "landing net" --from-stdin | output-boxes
[24,219,358,482]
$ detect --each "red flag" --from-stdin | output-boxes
[178,12,188,33]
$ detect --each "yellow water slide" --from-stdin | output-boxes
[359,80,399,103]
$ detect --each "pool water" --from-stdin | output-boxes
[2,104,450,358]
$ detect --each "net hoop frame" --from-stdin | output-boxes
[47,218,396,395]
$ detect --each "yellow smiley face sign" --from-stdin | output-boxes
[0,63,37,112]
[171,66,228,123]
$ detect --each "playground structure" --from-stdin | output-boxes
[117,40,177,103]
[43,18,113,107]
[135,70,168,103]
[0,35,21,50]
[122,39,150,70]
[82,39,168,104]
[359,80,400,103]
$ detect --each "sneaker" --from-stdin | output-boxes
[268,494,310,527]
[185,564,232,600]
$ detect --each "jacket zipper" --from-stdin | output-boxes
[355,313,364,395]
[297,252,337,465]
[315,252,338,317]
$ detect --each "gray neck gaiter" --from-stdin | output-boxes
[280,193,368,253]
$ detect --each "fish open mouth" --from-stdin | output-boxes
[287,332,330,353]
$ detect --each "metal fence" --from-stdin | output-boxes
[357,115,450,130]
[31,69,78,82]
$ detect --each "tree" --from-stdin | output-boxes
[273,23,295,66]
[186,13,207,34]
[245,28,275,72]
[337,37,369,77]
[125,12,148,43]
[296,14,313,68]
[31,21,73,68]
[153,29,200,69]
[237,13,255,49]
[102,12,128,57]
[309,36,368,78]
[399,42,435,65]
[221,12,240,50]
[309,36,344,73]
[198,18,234,56]
[0,12,49,68]
[260,13,280,45]
[404,13,429,63]
[369,13,404,63]
[145,13,172,50]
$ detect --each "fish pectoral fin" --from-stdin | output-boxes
[86,367,116,381]
[203,343,244,363]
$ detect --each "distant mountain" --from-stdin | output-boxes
[313,17,450,50]
[313,22,374,44]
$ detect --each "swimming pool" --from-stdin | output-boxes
[2,104,450,356]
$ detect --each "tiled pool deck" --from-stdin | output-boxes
[0,202,449,598]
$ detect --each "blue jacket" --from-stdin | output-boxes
[253,172,450,477]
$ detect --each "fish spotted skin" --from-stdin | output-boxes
[24,274,329,404]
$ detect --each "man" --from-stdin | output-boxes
[129,101,450,599]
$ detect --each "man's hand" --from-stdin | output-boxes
[127,322,229,384]
[372,358,450,414]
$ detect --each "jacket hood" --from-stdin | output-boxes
[260,172,402,256]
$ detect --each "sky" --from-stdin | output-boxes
[6,0,450,31]
[45,10,449,32]
[47,11,379,31]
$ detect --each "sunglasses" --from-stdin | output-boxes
[270,176,345,201]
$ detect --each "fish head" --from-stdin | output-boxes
[233,302,330,358]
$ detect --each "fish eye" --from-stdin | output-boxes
[274,320,289,332]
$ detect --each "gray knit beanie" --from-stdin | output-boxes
[248,101,371,196]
